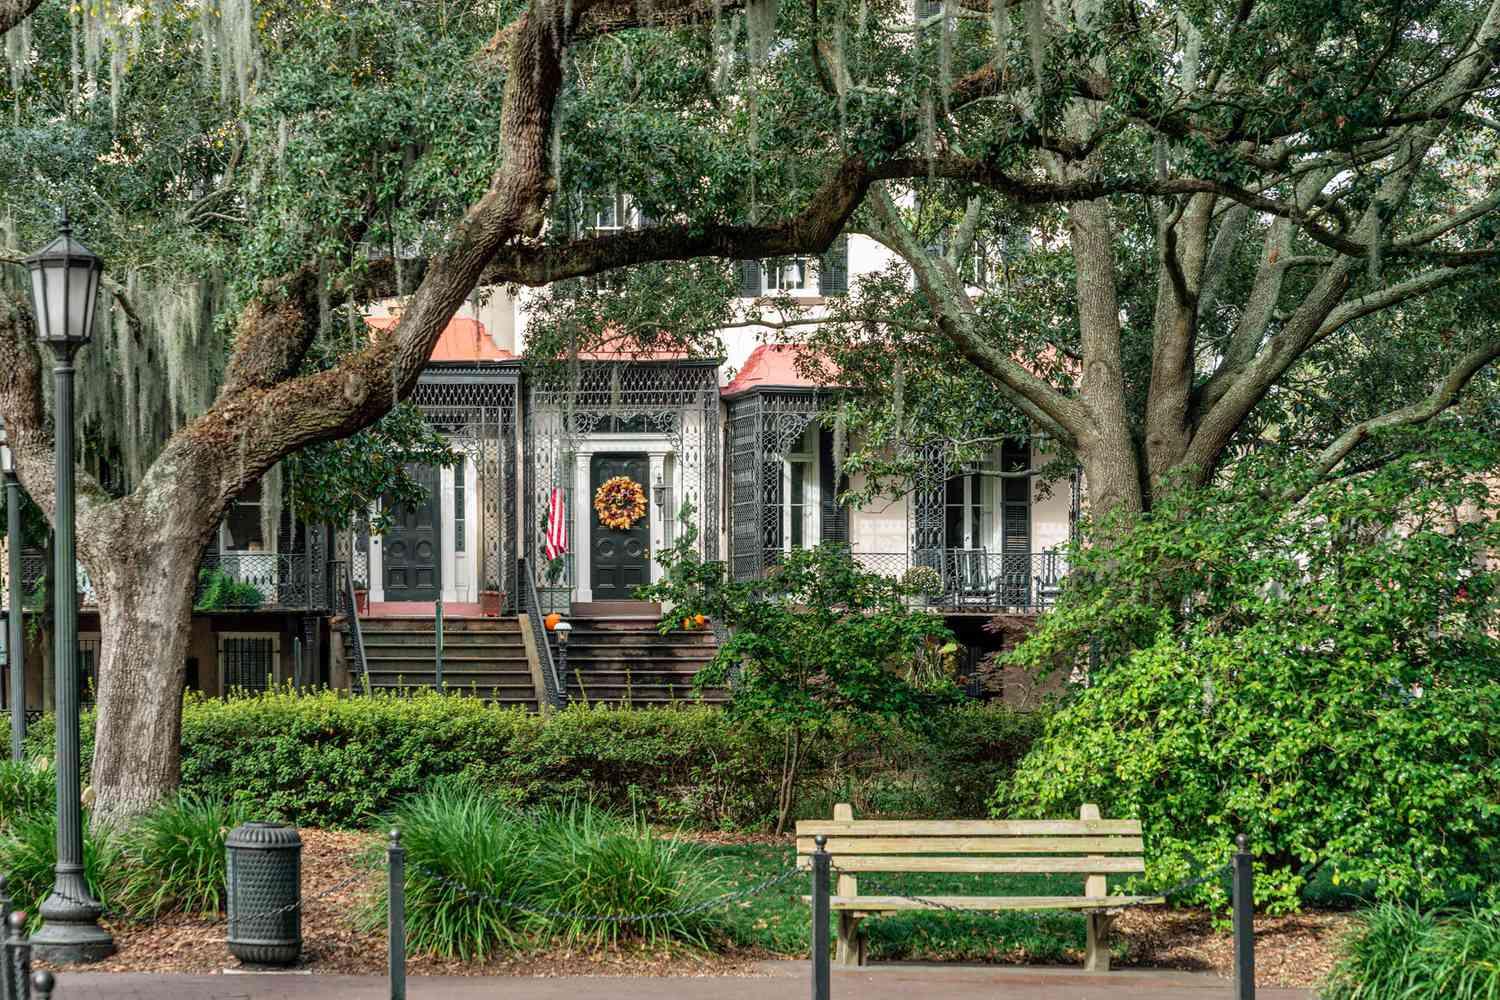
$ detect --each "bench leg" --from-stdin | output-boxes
[1084,913,1114,972]
[835,914,866,966]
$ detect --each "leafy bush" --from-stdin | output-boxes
[0,758,53,829]
[530,803,724,948]
[1002,442,1500,911]
[0,810,123,929]
[114,794,251,917]
[28,692,1040,830]
[194,568,265,611]
[1323,904,1500,1000]
[372,789,542,958]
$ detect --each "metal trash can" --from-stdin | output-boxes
[226,822,302,966]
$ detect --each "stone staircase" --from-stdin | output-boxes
[562,618,725,706]
[351,617,540,708]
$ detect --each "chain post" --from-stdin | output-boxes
[29,972,53,1000]
[1233,833,1255,1000]
[6,911,30,1000]
[811,835,830,1000]
[0,874,10,932]
[388,830,406,1000]
[292,637,303,692]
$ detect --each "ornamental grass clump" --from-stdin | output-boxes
[375,788,545,959]
[529,803,726,948]
[0,758,52,830]
[114,794,250,918]
[0,809,122,929]
[1323,903,1500,1000]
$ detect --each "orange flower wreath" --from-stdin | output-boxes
[593,475,648,531]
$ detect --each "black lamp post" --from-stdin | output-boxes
[2,421,23,762]
[554,620,572,691]
[24,211,114,963]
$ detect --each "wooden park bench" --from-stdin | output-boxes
[796,803,1160,971]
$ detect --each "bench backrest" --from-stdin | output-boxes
[795,803,1144,885]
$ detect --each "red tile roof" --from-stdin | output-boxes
[721,344,840,398]
[365,316,513,362]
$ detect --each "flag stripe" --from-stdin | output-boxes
[545,487,567,562]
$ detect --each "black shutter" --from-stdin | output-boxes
[820,236,848,296]
[818,427,849,543]
[738,259,763,298]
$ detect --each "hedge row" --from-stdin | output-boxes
[26,691,1043,829]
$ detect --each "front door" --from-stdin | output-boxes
[589,454,651,599]
[383,464,440,601]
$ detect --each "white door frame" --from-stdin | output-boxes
[571,434,677,603]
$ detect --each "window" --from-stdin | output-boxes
[945,473,986,550]
[454,456,467,554]
[999,439,1030,554]
[762,257,813,293]
[78,634,100,705]
[219,634,279,694]
[764,426,817,553]
[222,479,266,553]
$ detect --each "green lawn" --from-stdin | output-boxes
[704,843,1107,964]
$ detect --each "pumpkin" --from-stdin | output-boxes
[544,612,562,630]
[693,614,707,626]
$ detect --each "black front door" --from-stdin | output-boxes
[590,454,651,599]
[383,464,440,601]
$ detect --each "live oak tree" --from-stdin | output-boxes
[0,0,924,826]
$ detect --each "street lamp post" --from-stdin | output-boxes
[24,211,114,963]
[554,620,572,693]
[2,422,24,762]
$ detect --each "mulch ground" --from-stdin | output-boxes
[47,830,1353,988]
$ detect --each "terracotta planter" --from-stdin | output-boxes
[354,589,369,616]
[480,589,503,617]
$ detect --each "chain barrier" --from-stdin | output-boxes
[825,860,1235,919]
[51,868,371,927]
[407,859,806,924]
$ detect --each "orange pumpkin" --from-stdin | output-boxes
[694,614,707,627]
[682,617,693,630]
[544,612,562,630]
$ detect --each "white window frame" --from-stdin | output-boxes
[218,632,281,695]
[762,256,819,295]
[776,428,819,553]
[945,470,992,550]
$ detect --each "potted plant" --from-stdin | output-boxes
[538,551,572,614]
[353,573,370,616]
[479,578,503,617]
[900,565,942,608]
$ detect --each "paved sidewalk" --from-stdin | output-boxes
[55,965,1318,1000]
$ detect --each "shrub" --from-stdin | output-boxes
[29,692,1041,830]
[194,568,265,611]
[0,809,123,929]
[1002,444,1500,911]
[371,789,542,958]
[114,794,251,917]
[530,803,725,948]
[1323,903,1500,1000]
[0,758,53,829]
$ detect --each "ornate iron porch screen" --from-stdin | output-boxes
[524,361,722,582]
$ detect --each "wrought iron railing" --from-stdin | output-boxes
[845,547,1069,610]
[518,557,566,710]
[335,560,372,695]
[14,549,333,612]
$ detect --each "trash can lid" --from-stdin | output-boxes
[226,821,303,850]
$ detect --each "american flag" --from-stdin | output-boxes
[544,486,568,561]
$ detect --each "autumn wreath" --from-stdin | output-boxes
[593,475,648,531]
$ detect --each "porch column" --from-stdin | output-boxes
[573,451,592,603]
[647,452,668,585]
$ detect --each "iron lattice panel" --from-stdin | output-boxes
[725,390,822,581]
[410,369,521,612]
[222,637,276,693]
[525,362,722,579]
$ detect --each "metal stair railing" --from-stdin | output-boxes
[518,558,566,710]
[337,560,372,695]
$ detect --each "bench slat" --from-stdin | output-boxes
[795,836,1144,855]
[801,895,1164,912]
[796,855,1145,874]
[795,820,1141,837]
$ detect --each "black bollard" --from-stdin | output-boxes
[388,830,406,1000]
[29,972,53,1000]
[7,911,31,1000]
[1233,833,1255,1000]
[811,835,830,1000]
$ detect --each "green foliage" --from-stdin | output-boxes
[114,794,251,918]
[530,802,725,948]
[194,567,266,611]
[28,691,1038,830]
[641,522,960,831]
[0,758,53,830]
[1323,904,1500,1000]
[0,810,123,930]
[369,791,725,958]
[285,403,458,534]
[1002,436,1500,911]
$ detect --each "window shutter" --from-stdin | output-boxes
[915,0,943,19]
[818,427,849,543]
[820,235,849,296]
[738,259,763,298]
